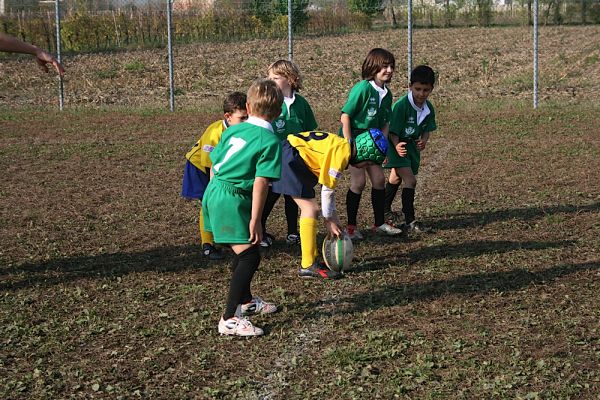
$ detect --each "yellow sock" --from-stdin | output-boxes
[199,209,214,245]
[300,217,318,268]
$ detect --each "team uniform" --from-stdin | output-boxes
[272,129,388,276]
[271,93,318,141]
[181,119,227,200]
[384,91,437,174]
[272,131,351,197]
[202,117,282,244]
[340,80,393,138]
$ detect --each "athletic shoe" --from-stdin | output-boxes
[373,222,403,236]
[286,233,301,245]
[260,233,274,248]
[298,262,342,279]
[346,225,364,240]
[405,221,435,234]
[384,210,404,227]
[218,316,264,336]
[202,243,224,260]
[240,296,278,316]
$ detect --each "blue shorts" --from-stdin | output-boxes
[181,160,210,200]
[272,141,318,199]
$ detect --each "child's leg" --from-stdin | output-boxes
[346,166,367,226]
[284,195,299,235]
[199,208,214,245]
[367,164,386,227]
[223,244,260,320]
[384,168,402,214]
[294,198,319,268]
[261,187,280,235]
[396,167,417,224]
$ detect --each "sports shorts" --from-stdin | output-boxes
[181,160,210,200]
[202,179,252,244]
[383,139,420,175]
[271,140,318,199]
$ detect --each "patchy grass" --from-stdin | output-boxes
[1,24,599,400]
[1,97,599,399]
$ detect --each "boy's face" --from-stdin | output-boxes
[225,109,248,126]
[268,72,291,93]
[410,82,434,106]
[374,64,394,86]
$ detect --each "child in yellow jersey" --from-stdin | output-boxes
[181,92,248,260]
[271,129,388,279]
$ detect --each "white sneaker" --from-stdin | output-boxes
[218,316,264,336]
[373,222,403,236]
[240,296,278,316]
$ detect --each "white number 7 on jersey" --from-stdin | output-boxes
[213,137,247,172]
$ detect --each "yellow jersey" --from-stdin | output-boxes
[185,120,226,173]
[287,131,351,189]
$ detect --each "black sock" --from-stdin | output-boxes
[223,246,260,319]
[261,188,280,234]
[384,182,400,214]
[371,188,386,227]
[284,195,299,235]
[401,188,416,224]
[346,189,362,226]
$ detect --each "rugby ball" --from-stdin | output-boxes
[322,234,354,273]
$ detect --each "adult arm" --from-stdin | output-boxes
[0,32,65,76]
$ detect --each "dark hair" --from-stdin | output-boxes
[410,65,436,86]
[362,48,395,81]
[223,91,247,114]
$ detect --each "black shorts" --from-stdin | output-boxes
[271,141,318,199]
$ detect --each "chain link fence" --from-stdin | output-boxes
[1,0,599,109]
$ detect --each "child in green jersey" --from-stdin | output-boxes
[384,65,438,234]
[261,60,318,247]
[340,48,403,239]
[202,79,283,337]
[181,92,248,260]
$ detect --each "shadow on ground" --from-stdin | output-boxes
[428,201,599,231]
[305,260,600,319]
[0,244,218,291]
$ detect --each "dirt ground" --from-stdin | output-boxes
[1,25,599,399]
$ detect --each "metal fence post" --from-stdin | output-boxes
[533,0,539,109]
[407,0,413,85]
[167,0,175,112]
[288,0,293,61]
[55,0,64,111]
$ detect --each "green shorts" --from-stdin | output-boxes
[202,180,252,244]
[384,140,420,175]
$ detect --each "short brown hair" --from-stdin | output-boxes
[223,91,247,114]
[247,79,283,121]
[267,59,303,91]
[361,48,395,81]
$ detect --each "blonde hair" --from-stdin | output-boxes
[247,78,283,121]
[267,59,303,91]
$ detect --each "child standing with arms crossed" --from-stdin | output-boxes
[181,92,248,260]
[202,79,283,336]
[384,65,438,233]
[341,48,403,239]
[261,60,318,247]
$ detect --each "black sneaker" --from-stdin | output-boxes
[298,262,342,279]
[260,233,274,248]
[286,233,301,245]
[203,243,224,260]
[405,221,435,234]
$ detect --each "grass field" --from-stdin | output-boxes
[1,26,600,399]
